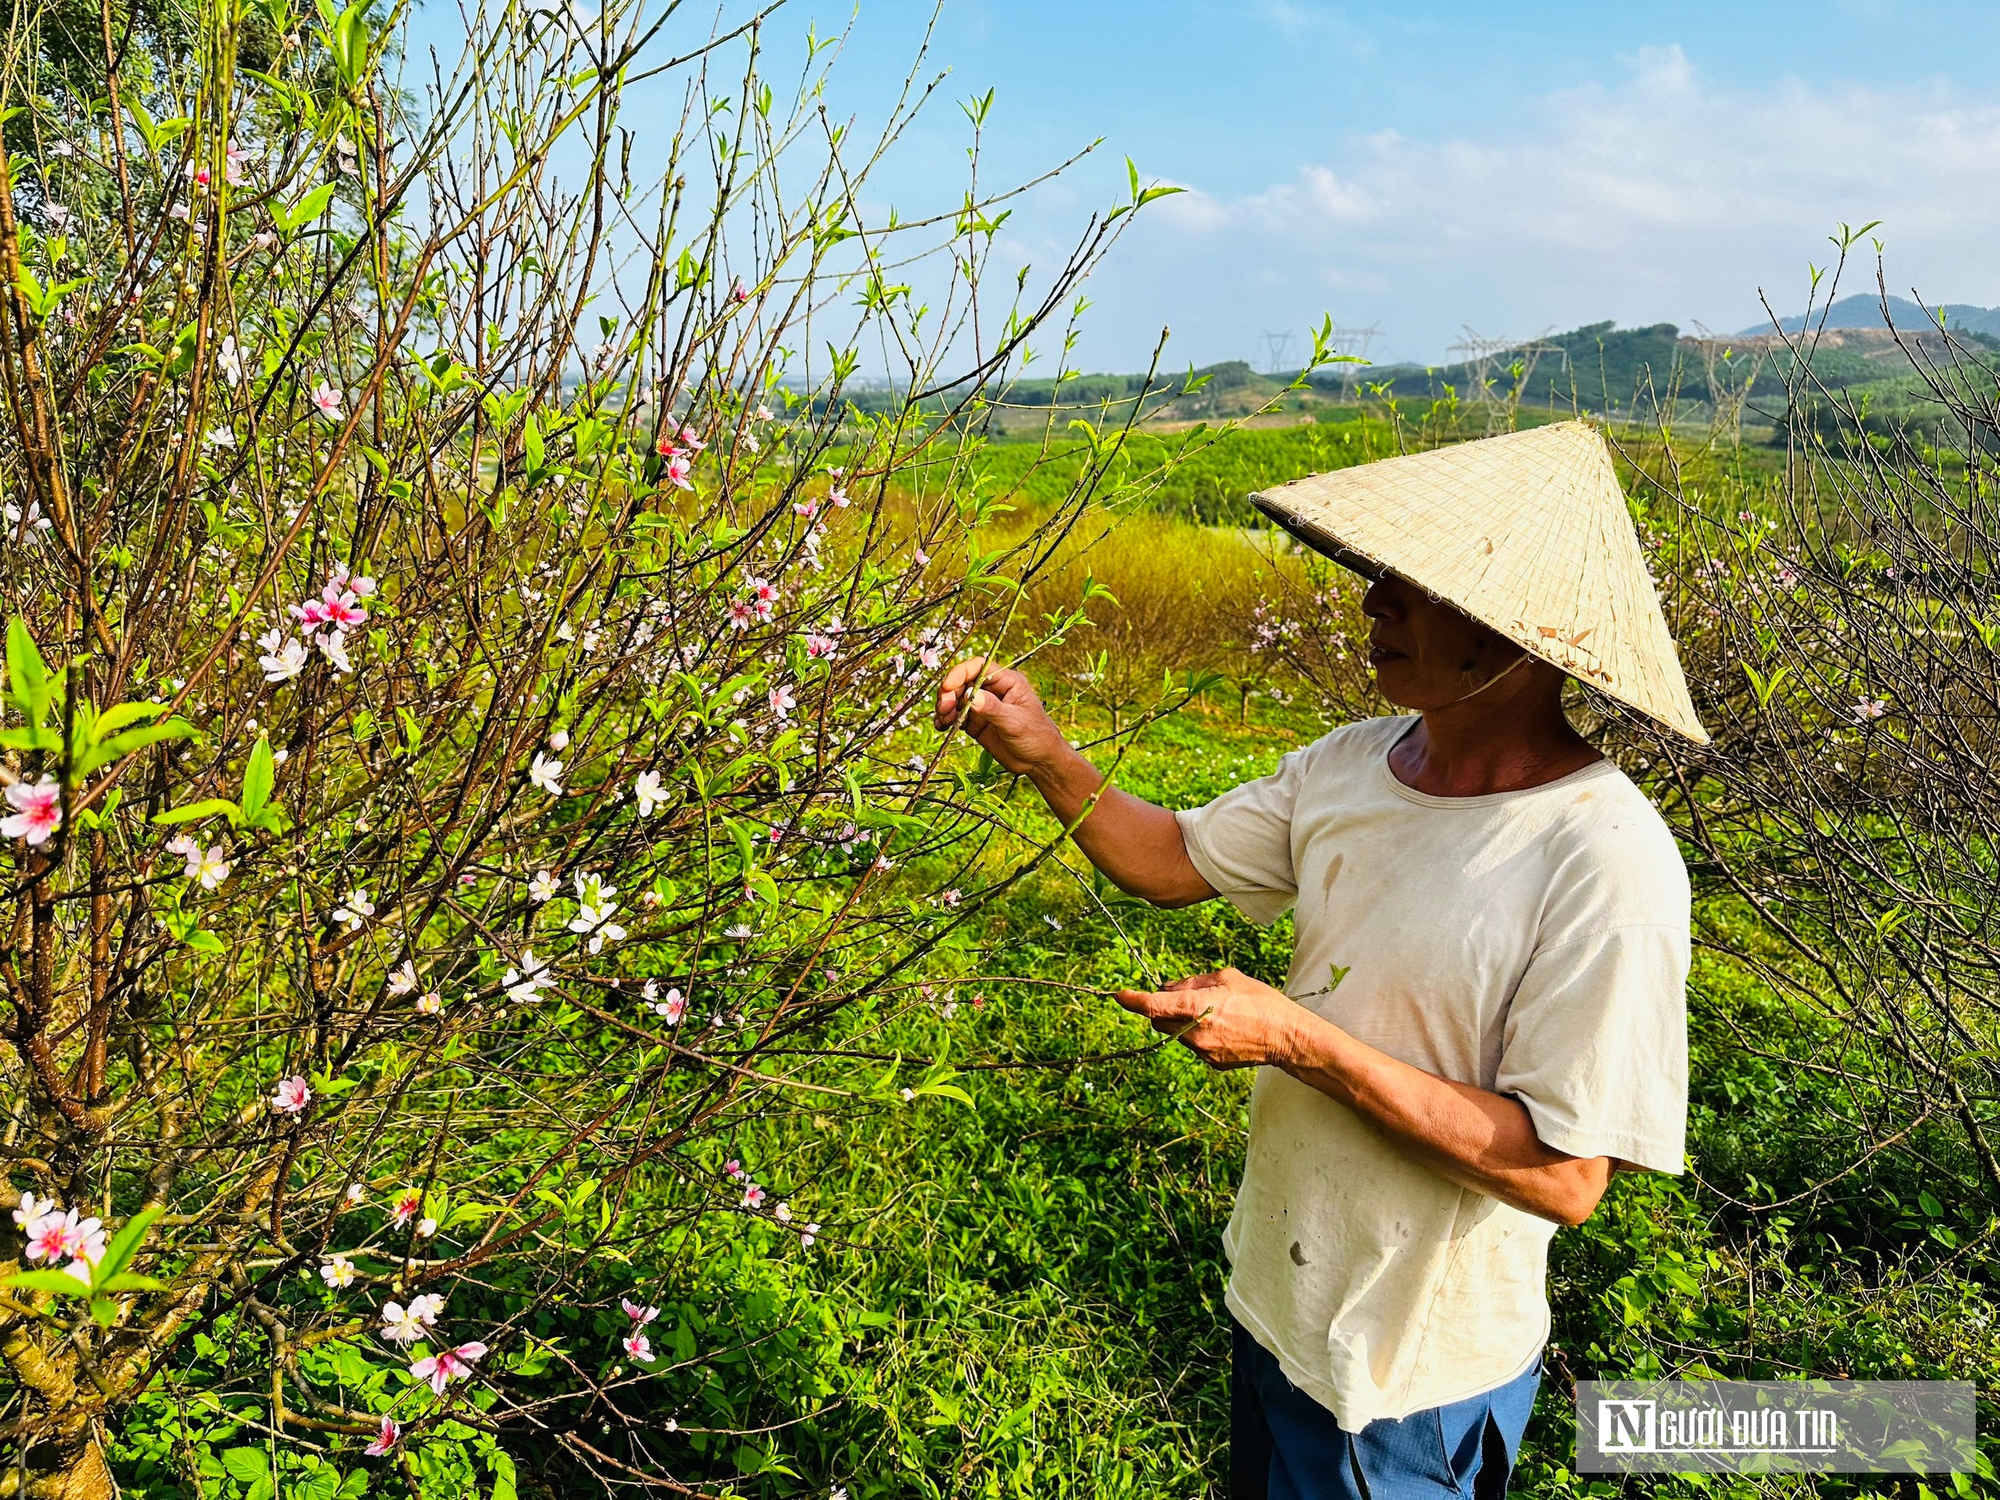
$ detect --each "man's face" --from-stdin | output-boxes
[1362,573,1517,711]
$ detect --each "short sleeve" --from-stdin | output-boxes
[1174,745,1311,927]
[1494,924,1689,1175]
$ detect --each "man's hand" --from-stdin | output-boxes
[1116,968,1306,1070]
[934,658,1070,776]
[1125,966,1614,1226]
[932,657,1218,908]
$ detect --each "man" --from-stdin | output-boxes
[933,422,1704,1499]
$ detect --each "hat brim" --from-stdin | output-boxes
[1252,493,1386,582]
[1251,491,1710,745]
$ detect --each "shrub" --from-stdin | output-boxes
[0,2,1196,1492]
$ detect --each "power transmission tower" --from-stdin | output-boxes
[1688,322,1770,449]
[1445,327,1562,428]
[1261,330,1296,376]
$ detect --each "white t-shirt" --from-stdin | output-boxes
[1175,715,1689,1431]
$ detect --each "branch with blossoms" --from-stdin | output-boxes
[0,1,1236,1495]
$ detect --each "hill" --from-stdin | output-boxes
[1747,292,2000,338]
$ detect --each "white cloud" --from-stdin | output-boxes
[1082,45,2000,364]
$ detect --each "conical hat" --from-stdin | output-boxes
[1250,420,1708,744]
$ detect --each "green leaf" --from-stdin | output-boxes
[219,1447,269,1485]
[74,719,198,778]
[240,735,275,826]
[165,321,200,378]
[298,1466,340,1500]
[152,798,242,827]
[126,99,190,154]
[278,181,338,235]
[3,1267,93,1296]
[185,930,227,955]
[87,700,168,741]
[97,1272,169,1293]
[490,1449,518,1500]
[0,726,62,751]
[6,617,52,724]
[90,1206,161,1288]
[522,413,545,473]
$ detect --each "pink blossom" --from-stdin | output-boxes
[224,140,252,185]
[793,498,819,519]
[663,452,694,491]
[317,630,353,675]
[729,279,749,304]
[750,577,779,607]
[391,1190,423,1229]
[827,485,849,508]
[805,633,836,660]
[409,1341,486,1394]
[29,1209,107,1276]
[328,560,377,597]
[379,1292,443,1344]
[528,753,564,795]
[24,1213,75,1266]
[941,889,961,906]
[623,1331,656,1362]
[1853,698,1888,723]
[319,585,368,631]
[658,988,685,1025]
[800,1222,821,1248]
[365,1416,400,1456]
[186,845,232,889]
[310,383,344,420]
[2,778,62,846]
[754,404,774,422]
[724,1159,744,1180]
[742,1183,766,1209]
[768,684,795,720]
[919,646,942,673]
[271,1076,312,1115]
[632,770,665,817]
[675,425,706,453]
[727,600,755,631]
[622,1297,660,1323]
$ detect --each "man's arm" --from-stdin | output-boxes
[934,658,1215,907]
[1118,968,1614,1226]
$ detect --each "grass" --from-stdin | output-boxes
[736,692,2000,1499]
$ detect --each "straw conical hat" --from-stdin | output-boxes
[1251,420,1708,744]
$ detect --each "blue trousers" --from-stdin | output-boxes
[1231,1318,1541,1499]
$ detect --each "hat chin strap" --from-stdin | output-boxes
[1443,649,1532,707]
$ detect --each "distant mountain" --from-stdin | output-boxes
[1744,293,2000,338]
[1322,321,1690,410]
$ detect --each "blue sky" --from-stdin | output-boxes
[405,1,2000,373]
[783,0,2000,368]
